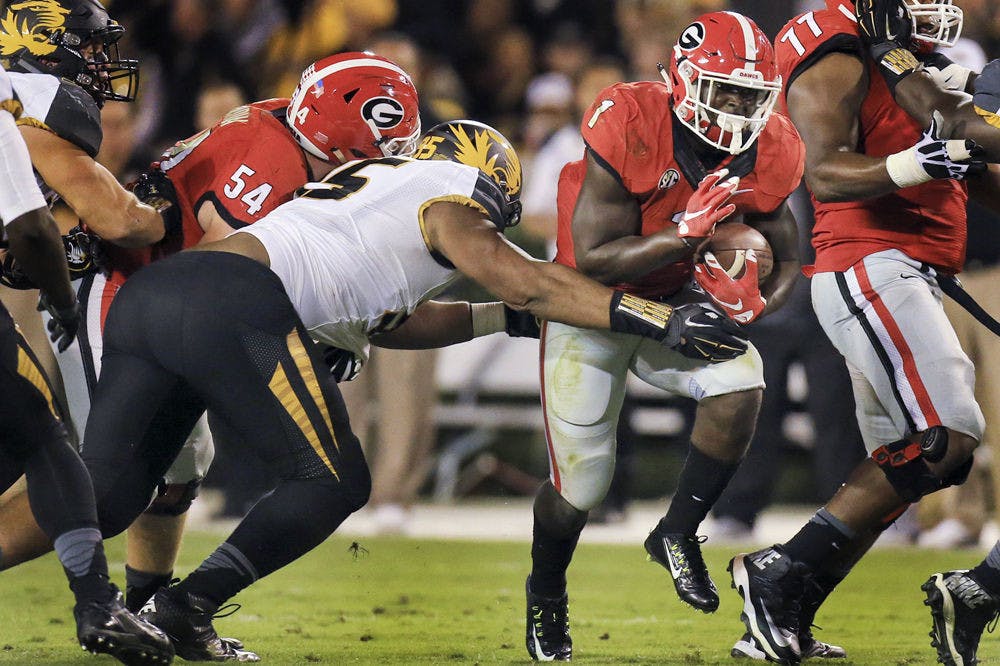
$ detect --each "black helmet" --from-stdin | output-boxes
[0,0,138,105]
[414,120,522,229]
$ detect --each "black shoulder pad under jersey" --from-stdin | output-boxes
[45,81,103,157]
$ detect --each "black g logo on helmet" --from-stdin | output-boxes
[361,97,405,129]
[678,22,706,51]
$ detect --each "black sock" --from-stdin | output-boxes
[658,444,740,536]
[69,572,115,605]
[784,508,856,571]
[125,566,173,613]
[173,542,258,608]
[529,520,583,599]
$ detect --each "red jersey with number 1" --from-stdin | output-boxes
[554,81,804,299]
[104,98,311,279]
[774,0,968,273]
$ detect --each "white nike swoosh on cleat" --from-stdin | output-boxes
[663,539,685,579]
[731,557,793,663]
[531,626,556,662]
[760,604,795,649]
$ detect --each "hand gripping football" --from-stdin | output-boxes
[700,221,773,283]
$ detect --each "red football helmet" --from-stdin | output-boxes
[664,11,781,155]
[286,52,421,164]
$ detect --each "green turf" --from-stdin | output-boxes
[0,530,987,664]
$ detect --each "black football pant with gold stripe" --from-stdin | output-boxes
[83,252,370,604]
[0,304,103,550]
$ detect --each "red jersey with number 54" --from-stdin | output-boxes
[104,99,311,279]
[554,81,804,299]
[774,0,968,273]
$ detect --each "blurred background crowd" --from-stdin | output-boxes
[93,0,1000,545]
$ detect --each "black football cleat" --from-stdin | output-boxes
[140,587,260,662]
[730,546,808,665]
[731,631,846,660]
[644,530,719,612]
[75,586,174,665]
[525,576,572,661]
[923,570,1000,666]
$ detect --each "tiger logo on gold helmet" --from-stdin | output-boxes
[415,120,522,228]
[0,0,138,106]
[0,1,69,60]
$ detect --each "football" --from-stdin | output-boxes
[701,221,773,282]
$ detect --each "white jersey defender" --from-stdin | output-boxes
[240,155,510,359]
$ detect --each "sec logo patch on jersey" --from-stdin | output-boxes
[658,168,680,190]
[362,97,405,129]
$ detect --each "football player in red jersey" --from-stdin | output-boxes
[727,2,992,664]
[0,52,423,660]
[524,11,805,661]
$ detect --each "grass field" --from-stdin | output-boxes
[0,530,988,664]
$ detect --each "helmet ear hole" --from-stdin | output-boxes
[677,60,694,81]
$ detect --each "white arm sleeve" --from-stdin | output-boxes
[0,109,46,228]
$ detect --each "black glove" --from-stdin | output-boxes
[855,0,918,91]
[973,59,1000,129]
[62,226,104,280]
[37,293,82,352]
[504,305,541,338]
[665,303,749,363]
[914,112,987,180]
[855,0,912,49]
[609,292,748,363]
[322,345,363,382]
[0,249,37,289]
[132,170,182,238]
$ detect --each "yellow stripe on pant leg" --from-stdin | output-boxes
[16,346,58,419]
[286,331,340,452]
[267,348,339,479]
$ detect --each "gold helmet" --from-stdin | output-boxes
[0,0,138,105]
[414,120,522,229]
